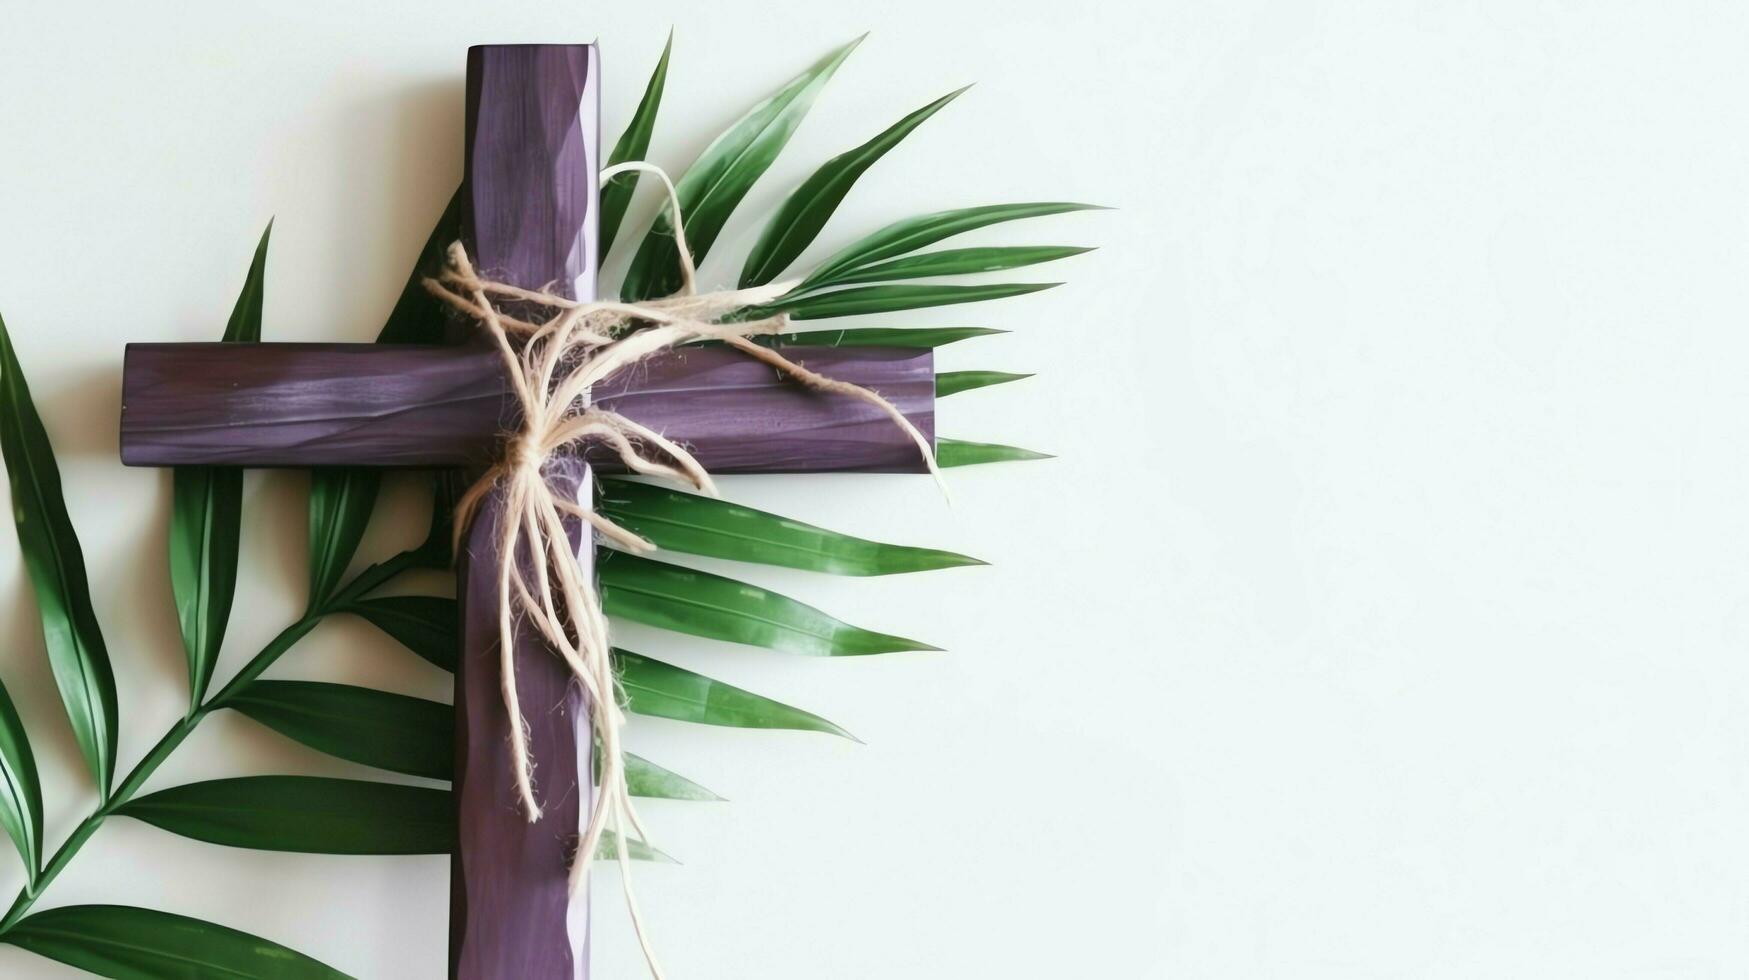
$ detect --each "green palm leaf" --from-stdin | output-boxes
[3,905,347,980]
[599,830,676,864]
[410,471,461,570]
[625,752,723,801]
[346,595,457,671]
[229,682,720,801]
[740,86,968,287]
[227,681,451,781]
[171,221,268,708]
[936,370,1032,398]
[117,776,452,855]
[0,679,42,880]
[0,315,118,796]
[605,35,678,260]
[615,649,852,737]
[751,281,1057,320]
[116,777,672,862]
[599,479,981,575]
[622,36,862,301]
[600,31,673,260]
[306,474,377,610]
[221,223,271,339]
[755,325,1004,349]
[599,553,936,655]
[809,244,1091,288]
[375,188,464,345]
[800,202,1102,289]
[936,438,1053,467]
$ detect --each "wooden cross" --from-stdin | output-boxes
[116,44,934,979]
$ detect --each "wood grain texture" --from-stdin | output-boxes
[120,342,936,472]
[453,457,592,980]
[464,43,597,304]
[450,43,597,980]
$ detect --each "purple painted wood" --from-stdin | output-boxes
[119,342,936,472]
[453,457,591,980]
[451,43,598,980]
[465,44,596,304]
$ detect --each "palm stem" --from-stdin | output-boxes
[0,548,424,934]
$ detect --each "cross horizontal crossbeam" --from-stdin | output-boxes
[121,342,935,472]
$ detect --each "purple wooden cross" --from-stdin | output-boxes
[117,44,933,978]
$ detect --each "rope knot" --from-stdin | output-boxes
[505,433,544,475]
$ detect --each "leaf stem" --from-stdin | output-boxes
[0,548,424,935]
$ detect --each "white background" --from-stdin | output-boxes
[1,1,1746,977]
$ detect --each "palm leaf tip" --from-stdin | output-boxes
[760,281,1060,321]
[623,750,726,802]
[599,30,674,259]
[613,648,858,739]
[5,905,348,979]
[225,218,272,339]
[740,82,973,288]
[759,326,1007,350]
[801,201,1105,290]
[838,627,939,656]
[601,832,682,865]
[815,244,1092,288]
[936,438,1054,467]
[622,33,864,301]
[598,553,936,656]
[936,370,1034,398]
[882,634,944,654]
[596,479,985,575]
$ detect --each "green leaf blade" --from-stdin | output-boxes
[4,905,348,980]
[306,470,379,612]
[756,281,1058,321]
[227,681,452,781]
[615,649,851,737]
[599,479,981,575]
[598,553,935,655]
[170,221,268,708]
[937,438,1053,467]
[625,752,723,801]
[936,370,1033,398]
[170,468,242,708]
[0,679,42,879]
[221,220,271,344]
[0,315,118,796]
[802,202,1103,289]
[597,829,676,864]
[347,595,457,672]
[375,188,464,345]
[622,36,863,301]
[740,86,968,288]
[754,326,1005,349]
[816,244,1091,287]
[117,776,452,855]
[600,32,673,261]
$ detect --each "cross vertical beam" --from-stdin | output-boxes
[449,43,598,980]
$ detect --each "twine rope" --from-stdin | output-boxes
[422,161,941,977]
